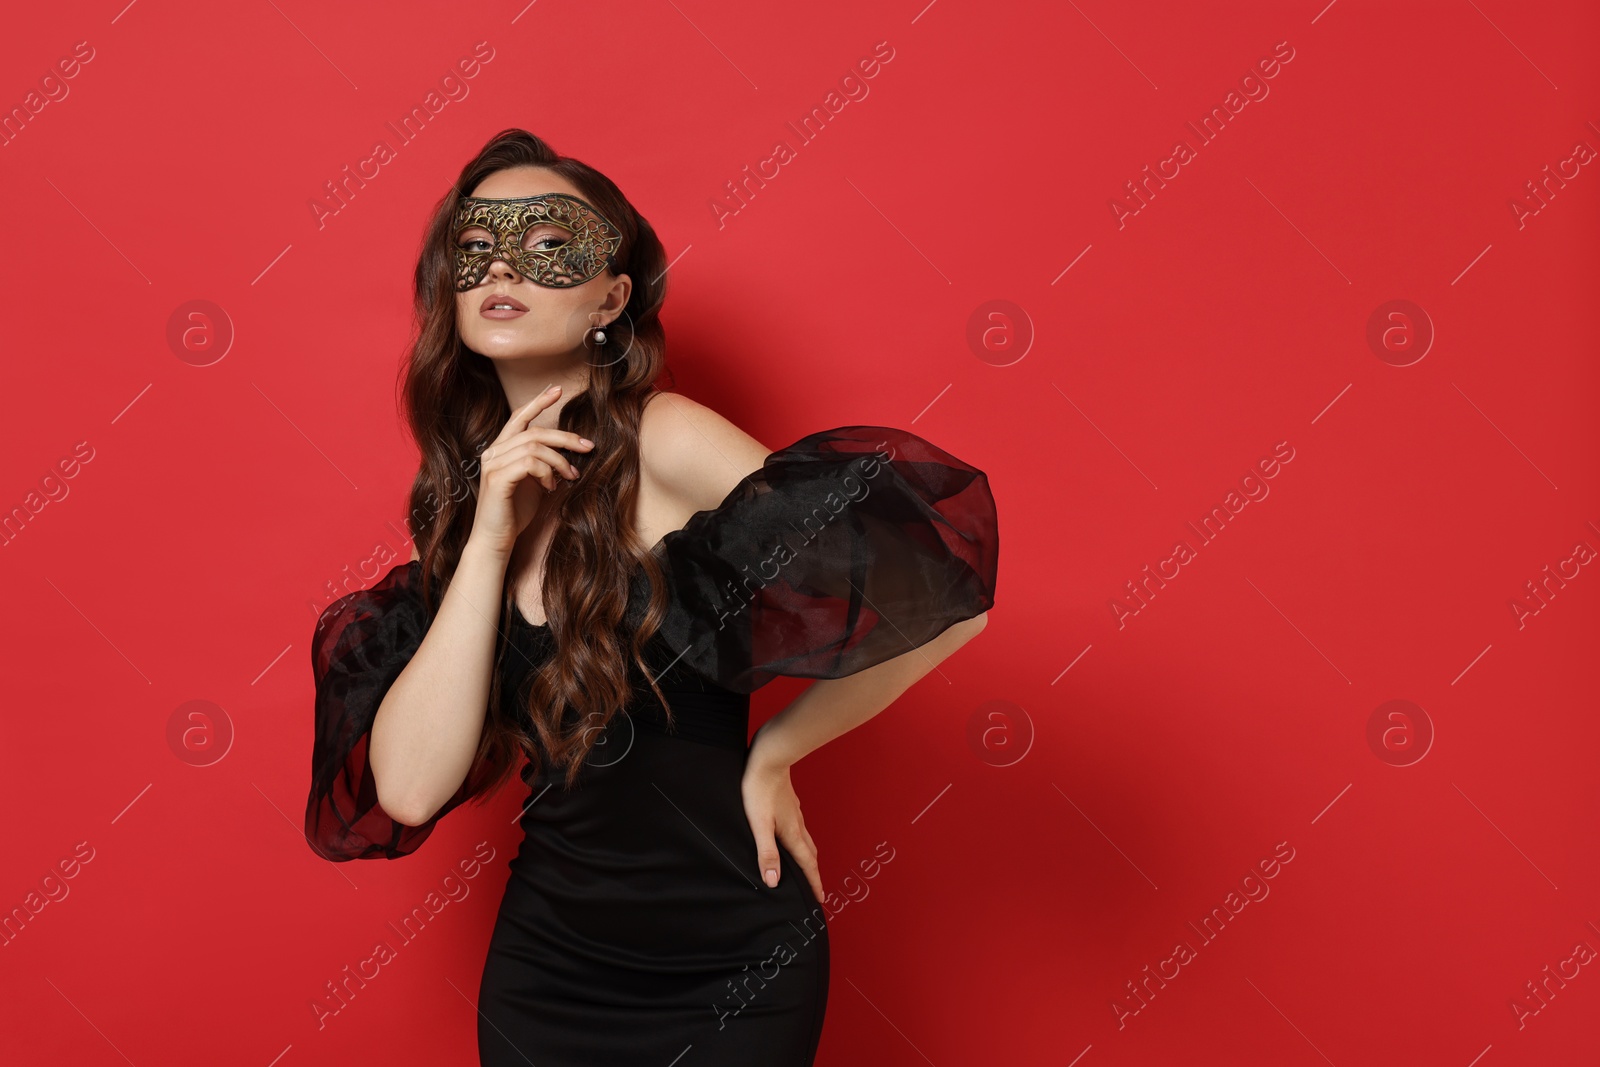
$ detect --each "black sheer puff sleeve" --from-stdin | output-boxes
[305,560,473,861]
[644,425,999,694]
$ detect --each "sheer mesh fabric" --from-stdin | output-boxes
[305,425,998,861]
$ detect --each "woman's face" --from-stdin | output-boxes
[452,166,630,363]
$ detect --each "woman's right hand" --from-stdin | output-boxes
[466,385,595,561]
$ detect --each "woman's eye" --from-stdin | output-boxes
[457,229,568,254]
[524,228,572,252]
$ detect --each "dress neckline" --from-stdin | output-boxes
[505,546,664,633]
[510,598,551,632]
[411,461,758,637]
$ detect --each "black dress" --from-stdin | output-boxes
[305,425,999,1065]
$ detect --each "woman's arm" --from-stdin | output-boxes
[639,395,998,896]
[368,540,509,826]
[741,610,988,896]
[370,386,590,827]
[748,611,989,771]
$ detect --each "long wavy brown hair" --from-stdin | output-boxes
[400,128,678,796]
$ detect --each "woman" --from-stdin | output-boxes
[305,128,999,1065]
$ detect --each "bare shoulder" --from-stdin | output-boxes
[639,391,772,513]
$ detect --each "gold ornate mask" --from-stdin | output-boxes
[451,193,623,291]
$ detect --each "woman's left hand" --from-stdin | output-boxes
[741,734,824,903]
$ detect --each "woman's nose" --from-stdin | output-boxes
[486,255,522,284]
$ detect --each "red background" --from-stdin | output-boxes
[2,1,1597,1064]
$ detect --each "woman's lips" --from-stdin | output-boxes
[481,292,529,318]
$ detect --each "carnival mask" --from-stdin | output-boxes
[452,192,623,291]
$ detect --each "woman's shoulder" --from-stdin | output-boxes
[638,391,772,515]
[633,415,999,693]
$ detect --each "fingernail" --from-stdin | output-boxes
[763,868,778,887]
[579,438,594,447]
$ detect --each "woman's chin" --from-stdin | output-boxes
[468,336,572,362]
